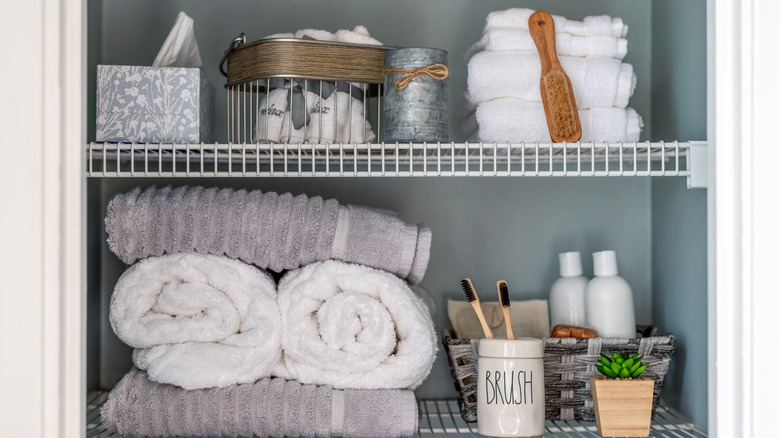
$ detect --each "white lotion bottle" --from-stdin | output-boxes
[549,251,588,326]
[585,250,636,338]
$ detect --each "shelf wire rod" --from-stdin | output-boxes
[376,85,382,143]
[214,143,218,176]
[130,142,135,176]
[363,86,367,143]
[492,142,497,176]
[298,142,302,176]
[271,142,276,175]
[186,143,190,176]
[633,141,638,175]
[451,142,456,175]
[199,143,204,177]
[228,141,233,176]
[339,142,344,177]
[395,142,400,176]
[577,142,582,176]
[157,142,162,177]
[172,143,177,176]
[256,142,261,176]
[619,141,624,176]
[367,141,372,176]
[88,142,93,176]
[521,142,526,175]
[661,140,666,174]
[381,142,386,176]
[464,142,470,176]
[422,142,428,176]
[242,142,246,176]
[226,88,230,144]
[535,142,540,176]
[506,142,511,175]
[353,142,358,176]
[478,142,483,176]
[114,143,119,176]
[409,142,414,176]
[605,141,609,176]
[437,142,442,176]
[590,142,595,177]
[284,142,289,177]
[675,140,680,175]
[549,142,553,176]
[333,82,339,143]
[647,140,652,174]
[325,141,329,176]
[563,141,568,176]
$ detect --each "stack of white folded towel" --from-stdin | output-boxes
[100,185,436,437]
[256,26,382,144]
[464,8,643,143]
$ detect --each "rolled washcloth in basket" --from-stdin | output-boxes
[463,98,642,143]
[109,253,281,390]
[275,261,437,390]
[105,185,432,283]
[101,367,419,438]
[467,51,636,108]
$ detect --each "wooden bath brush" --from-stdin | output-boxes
[529,10,582,143]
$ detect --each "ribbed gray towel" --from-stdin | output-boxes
[101,368,419,438]
[106,185,432,283]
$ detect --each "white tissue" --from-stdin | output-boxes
[153,11,203,68]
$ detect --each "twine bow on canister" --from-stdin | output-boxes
[383,64,450,90]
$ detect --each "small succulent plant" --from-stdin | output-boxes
[595,353,648,379]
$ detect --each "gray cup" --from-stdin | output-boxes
[382,48,449,143]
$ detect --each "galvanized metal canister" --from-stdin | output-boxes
[382,48,449,143]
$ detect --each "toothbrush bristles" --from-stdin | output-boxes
[460,278,477,302]
[498,280,510,307]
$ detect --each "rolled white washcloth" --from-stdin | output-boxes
[467,51,636,109]
[276,260,437,390]
[463,98,642,143]
[484,8,628,38]
[465,29,628,61]
[109,253,281,390]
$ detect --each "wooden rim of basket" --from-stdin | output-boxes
[220,34,397,87]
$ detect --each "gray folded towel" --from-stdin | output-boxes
[105,185,432,283]
[101,368,419,437]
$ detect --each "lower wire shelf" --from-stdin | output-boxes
[87,391,706,438]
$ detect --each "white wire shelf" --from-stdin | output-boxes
[86,392,706,437]
[86,141,705,182]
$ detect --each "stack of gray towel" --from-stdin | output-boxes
[106,185,431,284]
[101,185,433,437]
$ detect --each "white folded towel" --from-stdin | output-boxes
[276,261,437,390]
[464,98,642,143]
[109,253,281,390]
[484,8,628,38]
[467,51,636,108]
[465,29,628,61]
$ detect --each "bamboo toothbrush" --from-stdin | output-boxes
[528,10,582,143]
[460,278,493,338]
[496,280,515,340]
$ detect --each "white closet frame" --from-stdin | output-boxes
[1,0,777,436]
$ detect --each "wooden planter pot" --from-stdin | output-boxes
[589,376,655,437]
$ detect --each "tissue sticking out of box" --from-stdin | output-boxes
[153,11,202,68]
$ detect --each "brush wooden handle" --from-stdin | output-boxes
[502,307,515,340]
[528,10,582,143]
[470,300,494,338]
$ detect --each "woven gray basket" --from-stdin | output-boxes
[442,327,676,423]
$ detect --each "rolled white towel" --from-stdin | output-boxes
[109,253,281,390]
[484,8,628,38]
[465,29,628,61]
[255,88,289,143]
[465,98,642,143]
[276,261,437,390]
[467,51,636,109]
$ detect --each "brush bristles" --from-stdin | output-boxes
[497,281,510,307]
[461,278,477,302]
[544,71,578,139]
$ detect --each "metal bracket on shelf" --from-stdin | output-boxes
[687,141,708,189]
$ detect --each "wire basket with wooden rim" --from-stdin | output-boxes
[219,33,393,145]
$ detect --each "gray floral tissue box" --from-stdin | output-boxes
[97,65,214,143]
